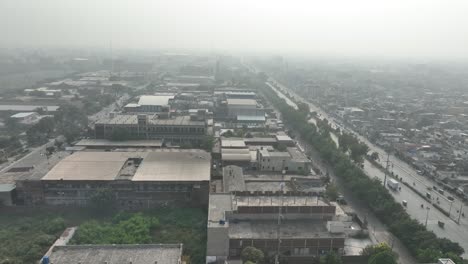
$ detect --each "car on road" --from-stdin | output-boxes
[447,196,455,201]
[402,200,408,207]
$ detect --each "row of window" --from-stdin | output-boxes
[108,126,205,134]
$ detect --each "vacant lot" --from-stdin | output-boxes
[0,207,207,264]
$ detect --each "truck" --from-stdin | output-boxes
[387,179,399,190]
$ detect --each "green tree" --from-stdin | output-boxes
[277,143,287,151]
[298,102,310,114]
[320,251,342,264]
[200,135,215,151]
[4,118,19,135]
[241,246,264,263]
[370,152,379,161]
[368,251,398,264]
[325,183,339,201]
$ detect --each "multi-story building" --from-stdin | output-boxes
[94,113,210,145]
[257,147,311,173]
[206,193,348,263]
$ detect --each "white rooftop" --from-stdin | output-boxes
[132,150,211,182]
[138,95,175,106]
[226,98,257,106]
[10,112,36,118]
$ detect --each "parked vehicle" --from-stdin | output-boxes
[387,179,399,191]
[426,192,432,199]
[438,189,445,195]
[448,196,454,201]
[438,221,445,228]
[402,200,408,207]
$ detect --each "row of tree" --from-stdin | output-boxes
[260,78,465,263]
[240,243,397,264]
[25,104,88,146]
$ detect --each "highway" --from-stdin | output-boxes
[266,78,468,258]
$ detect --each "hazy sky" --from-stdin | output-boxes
[1,0,468,59]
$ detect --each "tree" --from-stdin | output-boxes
[368,251,397,264]
[362,243,398,264]
[241,246,264,263]
[4,118,19,135]
[320,251,342,264]
[370,152,379,161]
[200,136,215,151]
[325,183,339,201]
[277,143,287,152]
[36,117,55,136]
[298,102,310,114]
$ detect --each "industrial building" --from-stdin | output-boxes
[257,147,311,173]
[123,95,175,113]
[94,113,210,145]
[206,193,348,263]
[20,150,211,207]
[46,244,183,264]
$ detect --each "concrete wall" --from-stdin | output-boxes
[206,226,230,259]
[0,191,13,206]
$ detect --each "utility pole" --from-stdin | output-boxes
[457,203,463,224]
[275,161,286,264]
[425,207,430,227]
[383,152,390,187]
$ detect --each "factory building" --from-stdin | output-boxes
[20,150,211,208]
[206,193,348,263]
[94,113,210,145]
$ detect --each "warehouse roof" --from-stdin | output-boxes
[41,152,139,181]
[42,150,211,182]
[226,98,257,106]
[221,148,251,161]
[132,150,210,181]
[48,244,182,264]
[10,112,36,118]
[138,95,174,106]
[96,114,205,126]
[0,105,59,112]
[221,138,246,148]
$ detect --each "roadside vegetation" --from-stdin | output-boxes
[260,76,465,263]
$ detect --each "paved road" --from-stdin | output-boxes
[267,78,468,258]
[265,86,416,263]
[88,93,130,125]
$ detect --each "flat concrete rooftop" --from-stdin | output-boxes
[96,114,205,126]
[132,150,211,181]
[48,244,182,264]
[41,150,211,182]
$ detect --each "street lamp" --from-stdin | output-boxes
[448,200,454,217]
[425,207,430,227]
